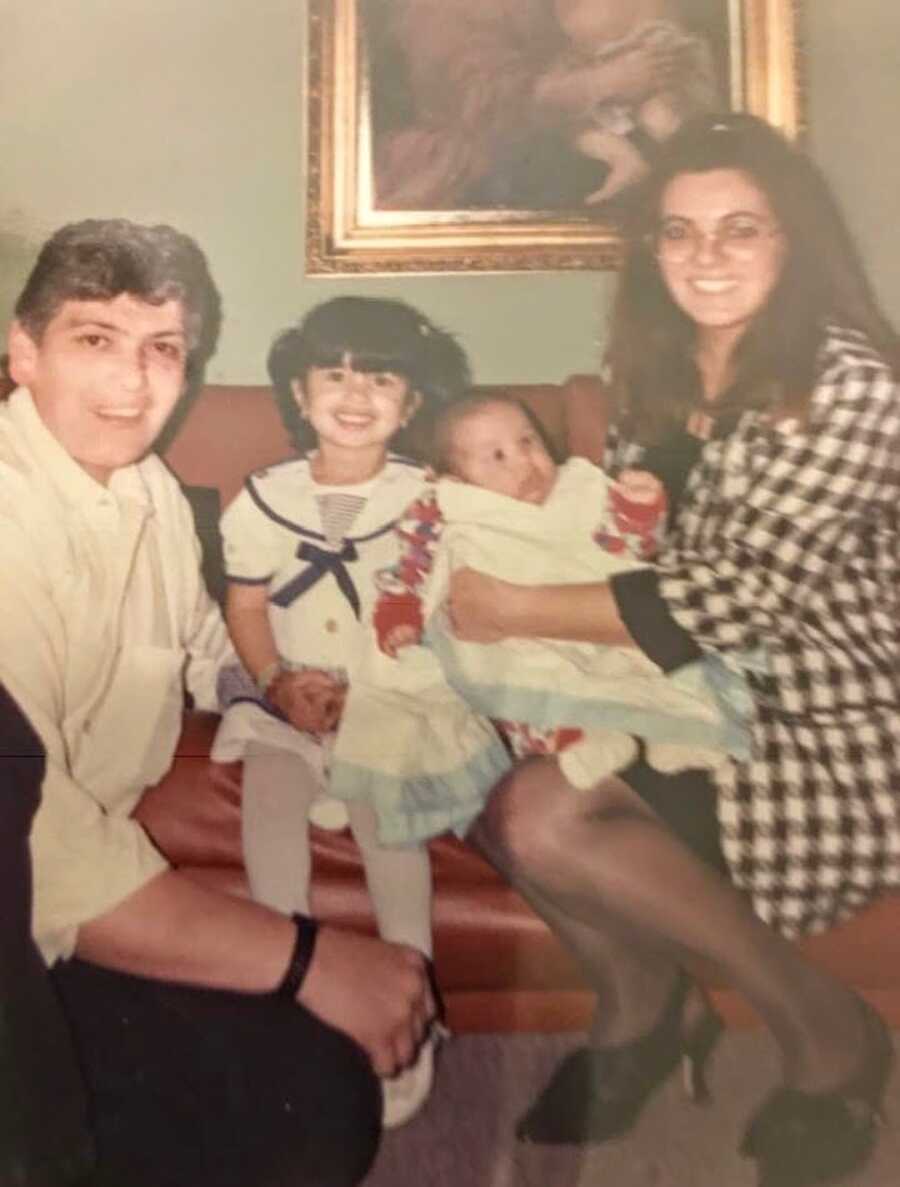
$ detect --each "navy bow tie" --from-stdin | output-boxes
[269,540,361,618]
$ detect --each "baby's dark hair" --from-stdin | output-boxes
[267,296,471,450]
[430,392,556,474]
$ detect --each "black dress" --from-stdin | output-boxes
[609,426,728,873]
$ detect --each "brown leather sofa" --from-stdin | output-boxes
[134,376,900,1033]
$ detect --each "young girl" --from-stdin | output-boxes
[211,297,470,1127]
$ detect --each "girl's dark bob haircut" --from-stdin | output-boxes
[267,296,471,450]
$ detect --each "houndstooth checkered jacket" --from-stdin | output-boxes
[607,325,900,936]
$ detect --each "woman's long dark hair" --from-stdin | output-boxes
[607,113,899,443]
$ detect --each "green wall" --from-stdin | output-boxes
[1,1,898,384]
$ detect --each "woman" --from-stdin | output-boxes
[449,113,900,1186]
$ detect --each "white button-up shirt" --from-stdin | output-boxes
[0,388,232,963]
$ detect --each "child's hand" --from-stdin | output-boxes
[307,677,346,734]
[374,592,423,656]
[607,470,667,560]
[269,670,346,736]
[614,469,665,506]
[382,624,421,658]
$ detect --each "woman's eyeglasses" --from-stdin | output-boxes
[650,215,783,264]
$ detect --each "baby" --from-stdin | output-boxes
[329,395,751,845]
[537,0,718,204]
[377,394,664,657]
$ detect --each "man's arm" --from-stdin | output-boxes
[0,508,433,1073]
[76,871,434,1076]
[0,509,173,961]
[165,474,234,710]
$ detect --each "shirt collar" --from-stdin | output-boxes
[9,387,151,511]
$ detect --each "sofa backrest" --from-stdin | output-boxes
[161,375,611,510]
[0,375,610,605]
[161,385,298,508]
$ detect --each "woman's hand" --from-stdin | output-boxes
[447,568,522,642]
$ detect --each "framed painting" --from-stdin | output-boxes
[306,1,803,274]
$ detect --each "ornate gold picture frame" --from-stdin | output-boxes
[306,1,803,275]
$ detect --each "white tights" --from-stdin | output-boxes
[241,743,433,957]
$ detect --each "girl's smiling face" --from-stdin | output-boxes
[292,353,420,454]
[655,168,787,353]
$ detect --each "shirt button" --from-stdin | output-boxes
[325,619,339,634]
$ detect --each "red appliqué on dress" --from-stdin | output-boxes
[495,719,585,758]
[593,482,667,560]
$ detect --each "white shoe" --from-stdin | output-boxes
[380,1026,448,1129]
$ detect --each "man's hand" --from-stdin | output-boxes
[269,670,346,735]
[299,928,436,1076]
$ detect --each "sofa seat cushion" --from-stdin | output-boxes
[133,714,587,999]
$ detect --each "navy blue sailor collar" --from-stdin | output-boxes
[244,454,425,617]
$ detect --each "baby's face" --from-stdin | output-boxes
[448,402,557,505]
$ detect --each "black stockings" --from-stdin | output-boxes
[469,757,868,1091]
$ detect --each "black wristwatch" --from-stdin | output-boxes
[275,913,319,1000]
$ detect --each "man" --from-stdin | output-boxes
[0,220,434,1187]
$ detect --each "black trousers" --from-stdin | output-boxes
[0,685,95,1187]
[2,682,380,1187]
[50,959,381,1187]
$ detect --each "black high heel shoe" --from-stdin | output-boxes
[741,995,894,1187]
[516,970,723,1144]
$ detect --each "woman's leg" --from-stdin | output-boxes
[348,800,433,958]
[471,807,681,1046]
[241,744,320,915]
[475,756,870,1092]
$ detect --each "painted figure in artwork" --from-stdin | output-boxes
[370,0,719,210]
